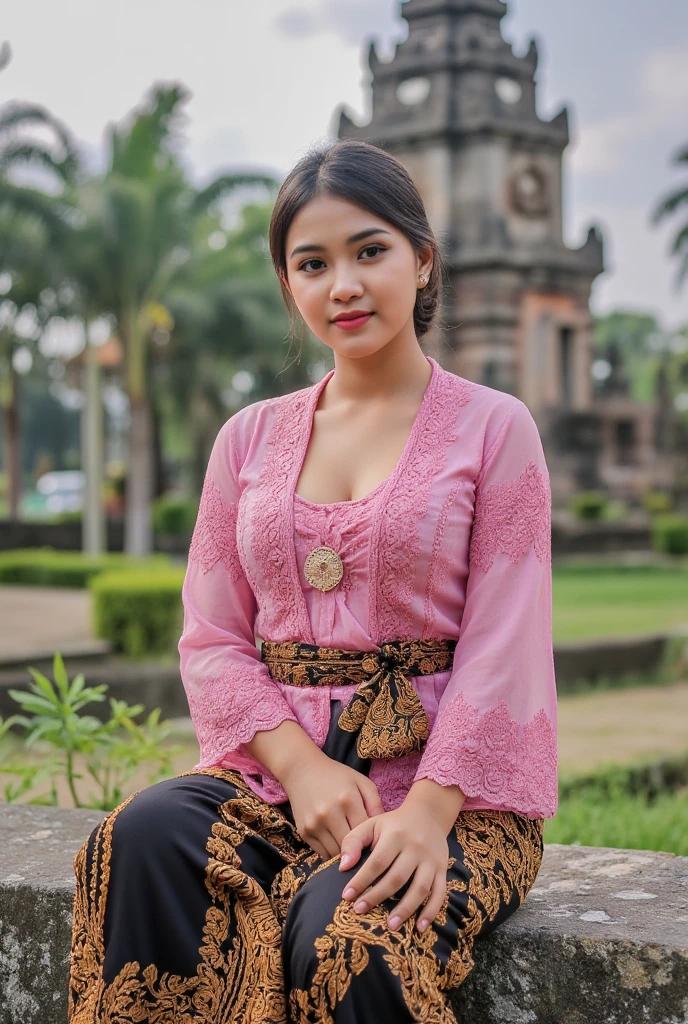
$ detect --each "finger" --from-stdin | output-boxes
[349,852,415,914]
[386,865,436,930]
[329,807,358,853]
[308,827,341,860]
[339,818,375,873]
[358,780,385,818]
[341,839,397,900]
[416,874,449,933]
[319,828,341,860]
[344,793,374,835]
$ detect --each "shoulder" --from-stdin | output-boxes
[435,362,536,448]
[213,378,317,466]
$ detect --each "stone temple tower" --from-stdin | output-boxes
[336,0,605,423]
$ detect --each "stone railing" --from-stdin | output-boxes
[1,804,687,1023]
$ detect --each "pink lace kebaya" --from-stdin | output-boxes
[178,354,558,819]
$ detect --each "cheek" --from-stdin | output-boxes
[374,270,417,321]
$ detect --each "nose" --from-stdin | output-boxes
[329,265,364,302]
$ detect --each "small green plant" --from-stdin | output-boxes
[569,491,609,520]
[0,651,185,810]
[642,490,673,516]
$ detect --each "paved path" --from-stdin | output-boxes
[558,679,688,772]
[0,585,97,663]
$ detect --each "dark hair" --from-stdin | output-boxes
[268,139,446,347]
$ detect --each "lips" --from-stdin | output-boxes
[333,310,372,321]
[332,312,374,330]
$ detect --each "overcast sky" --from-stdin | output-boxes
[3,0,688,330]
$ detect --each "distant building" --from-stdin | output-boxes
[336,0,678,503]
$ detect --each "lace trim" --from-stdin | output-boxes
[370,753,423,813]
[248,391,315,643]
[188,469,242,580]
[373,369,477,641]
[413,692,558,817]
[185,664,299,763]
[422,475,466,637]
[469,460,551,574]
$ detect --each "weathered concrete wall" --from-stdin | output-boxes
[1,805,687,1023]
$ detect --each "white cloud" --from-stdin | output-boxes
[569,42,688,177]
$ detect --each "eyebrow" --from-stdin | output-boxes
[289,227,393,259]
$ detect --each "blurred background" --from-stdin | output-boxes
[0,0,686,854]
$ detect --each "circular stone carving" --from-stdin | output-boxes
[304,545,344,592]
[397,76,431,106]
[495,77,523,105]
[509,165,550,217]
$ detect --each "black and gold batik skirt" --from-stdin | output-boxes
[68,639,544,1023]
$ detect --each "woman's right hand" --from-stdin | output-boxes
[281,752,385,860]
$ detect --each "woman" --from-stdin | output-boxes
[68,139,557,1023]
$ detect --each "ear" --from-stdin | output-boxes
[417,245,433,283]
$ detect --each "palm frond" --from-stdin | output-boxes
[670,142,688,165]
[191,173,280,215]
[109,83,191,179]
[651,187,688,225]
[671,224,688,257]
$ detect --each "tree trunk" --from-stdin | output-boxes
[3,366,21,521]
[82,324,106,554]
[124,395,154,556]
[151,391,165,498]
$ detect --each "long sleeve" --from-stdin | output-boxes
[178,413,299,770]
[413,398,558,818]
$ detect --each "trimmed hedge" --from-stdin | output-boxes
[651,515,688,555]
[0,548,171,588]
[89,567,186,658]
[559,752,688,802]
[568,491,608,520]
[152,495,199,535]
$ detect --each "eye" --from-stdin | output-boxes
[360,244,386,259]
[297,244,387,273]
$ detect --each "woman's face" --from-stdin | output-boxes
[282,193,432,356]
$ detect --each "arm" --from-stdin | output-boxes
[178,413,319,784]
[406,398,558,819]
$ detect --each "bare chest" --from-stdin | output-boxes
[294,405,419,505]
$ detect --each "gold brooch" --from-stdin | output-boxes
[304,545,344,592]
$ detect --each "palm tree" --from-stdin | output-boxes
[652,142,688,291]
[0,51,78,517]
[56,82,280,555]
[161,200,312,494]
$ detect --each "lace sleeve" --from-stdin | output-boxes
[413,399,558,818]
[178,414,298,768]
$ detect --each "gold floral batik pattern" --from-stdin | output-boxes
[260,637,458,760]
[285,810,544,1024]
[68,766,302,1024]
[68,767,543,1024]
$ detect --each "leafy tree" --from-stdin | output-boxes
[0,45,78,516]
[52,83,281,554]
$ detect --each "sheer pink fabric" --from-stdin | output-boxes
[178,355,558,818]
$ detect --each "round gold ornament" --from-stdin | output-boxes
[304,545,344,592]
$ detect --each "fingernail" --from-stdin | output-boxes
[343,887,356,900]
[354,900,367,913]
[388,915,402,930]
[418,918,429,932]
[340,855,350,868]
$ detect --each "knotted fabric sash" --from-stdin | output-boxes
[260,637,458,760]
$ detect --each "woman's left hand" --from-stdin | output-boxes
[338,804,449,934]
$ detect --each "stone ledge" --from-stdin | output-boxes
[0,804,687,1023]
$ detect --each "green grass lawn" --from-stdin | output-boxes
[544,787,688,855]
[553,564,688,642]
